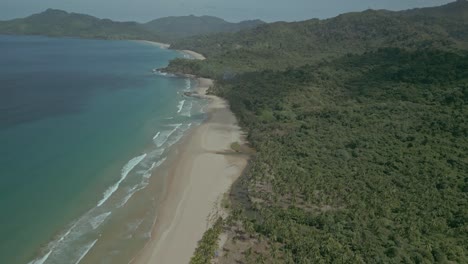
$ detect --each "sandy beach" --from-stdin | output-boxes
[181,50,206,60]
[139,41,205,61]
[133,73,247,263]
[139,40,171,49]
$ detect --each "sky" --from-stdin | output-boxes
[0,0,454,22]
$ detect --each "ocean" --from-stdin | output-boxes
[0,35,205,264]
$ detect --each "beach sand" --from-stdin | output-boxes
[140,41,206,61]
[133,77,247,264]
[181,50,206,60]
[139,40,171,49]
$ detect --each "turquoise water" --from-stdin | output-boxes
[0,35,204,264]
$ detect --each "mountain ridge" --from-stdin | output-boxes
[167,0,468,77]
[0,9,265,42]
[0,8,160,41]
[143,15,265,41]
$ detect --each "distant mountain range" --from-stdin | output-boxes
[168,0,468,76]
[0,9,265,42]
[0,9,159,41]
[143,15,264,41]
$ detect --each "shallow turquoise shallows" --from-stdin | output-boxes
[0,35,203,264]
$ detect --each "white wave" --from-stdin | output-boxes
[165,123,194,148]
[166,133,184,148]
[57,231,71,244]
[141,149,165,169]
[165,124,182,142]
[148,148,165,159]
[181,101,193,117]
[152,131,161,140]
[90,212,112,230]
[143,158,167,179]
[28,250,52,264]
[118,190,136,208]
[74,239,98,264]
[27,218,80,264]
[120,154,170,208]
[185,79,191,90]
[152,69,175,77]
[153,124,182,147]
[155,157,167,168]
[142,162,156,178]
[118,181,149,208]
[97,154,147,207]
[177,100,185,113]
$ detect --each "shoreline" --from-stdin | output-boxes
[138,40,171,49]
[14,38,239,264]
[132,50,247,263]
[139,40,206,60]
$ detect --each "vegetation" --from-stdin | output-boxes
[0,10,264,43]
[3,1,467,263]
[143,15,264,42]
[190,218,224,264]
[0,9,160,41]
[163,1,468,263]
[217,48,468,263]
[231,142,242,152]
[168,1,468,77]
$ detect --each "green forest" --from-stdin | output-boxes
[0,9,264,43]
[2,1,467,263]
[0,9,160,41]
[168,1,468,77]
[212,49,468,263]
[168,2,468,263]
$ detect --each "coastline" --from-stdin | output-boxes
[132,50,247,263]
[138,40,171,49]
[139,40,206,60]
[180,50,206,60]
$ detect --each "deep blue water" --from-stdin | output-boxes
[0,35,203,264]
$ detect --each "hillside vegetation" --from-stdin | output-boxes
[168,0,468,77]
[144,15,264,42]
[0,9,159,41]
[214,48,468,263]
[0,10,264,43]
[176,1,468,263]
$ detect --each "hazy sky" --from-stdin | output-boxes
[0,0,454,22]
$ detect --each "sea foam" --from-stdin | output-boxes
[153,124,182,148]
[152,69,175,77]
[90,212,112,230]
[152,131,161,140]
[97,153,147,207]
[143,158,167,179]
[74,239,98,264]
[177,100,185,113]
[181,101,193,117]
[28,250,52,264]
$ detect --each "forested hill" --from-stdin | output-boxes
[143,15,265,41]
[211,48,468,264]
[0,9,265,43]
[172,1,468,263]
[0,9,160,41]
[168,0,468,77]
